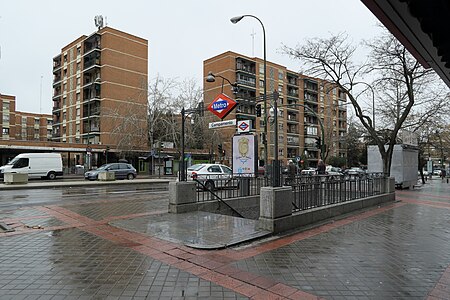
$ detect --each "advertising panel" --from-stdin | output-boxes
[232,134,257,176]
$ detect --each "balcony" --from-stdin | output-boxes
[304,79,318,92]
[287,88,299,98]
[236,73,256,88]
[53,55,62,71]
[236,58,256,74]
[84,34,101,54]
[304,106,318,115]
[304,91,318,103]
[286,114,298,123]
[286,74,298,86]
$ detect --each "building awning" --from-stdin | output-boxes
[361,0,450,88]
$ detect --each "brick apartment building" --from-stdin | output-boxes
[1,94,53,142]
[203,51,347,168]
[51,26,148,152]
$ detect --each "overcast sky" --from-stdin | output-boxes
[0,0,381,114]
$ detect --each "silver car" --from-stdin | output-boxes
[85,163,137,180]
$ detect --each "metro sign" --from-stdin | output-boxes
[207,93,237,119]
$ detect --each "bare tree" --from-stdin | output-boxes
[147,74,178,149]
[283,30,441,175]
[103,100,148,158]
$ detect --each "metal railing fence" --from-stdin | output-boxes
[194,175,269,202]
[285,173,386,212]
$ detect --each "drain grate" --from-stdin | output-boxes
[0,222,15,233]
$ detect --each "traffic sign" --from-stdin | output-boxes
[237,120,251,133]
[207,93,237,119]
[209,119,236,129]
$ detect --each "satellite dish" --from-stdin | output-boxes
[94,15,104,30]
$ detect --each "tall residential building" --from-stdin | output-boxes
[203,51,347,167]
[52,26,148,151]
[1,93,53,141]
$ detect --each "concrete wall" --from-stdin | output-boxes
[259,177,396,234]
[169,178,396,234]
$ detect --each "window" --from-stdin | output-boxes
[76,108,80,116]
[77,46,81,56]
[2,128,9,135]
[208,165,222,173]
[259,64,264,74]
[35,119,40,125]
[278,85,283,93]
[3,113,10,123]
[259,80,264,88]
[278,70,284,80]
[13,158,29,168]
[2,102,9,111]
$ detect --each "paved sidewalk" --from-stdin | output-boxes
[1,179,450,299]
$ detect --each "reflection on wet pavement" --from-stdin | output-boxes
[231,203,450,298]
[111,211,271,249]
[0,228,247,299]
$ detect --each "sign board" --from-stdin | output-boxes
[237,120,251,133]
[296,156,301,162]
[232,134,256,176]
[209,119,236,129]
[207,93,237,119]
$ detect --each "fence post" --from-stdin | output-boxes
[168,181,197,213]
[259,186,293,233]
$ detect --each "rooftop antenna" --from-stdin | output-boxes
[94,15,104,31]
[250,29,256,56]
[39,75,43,114]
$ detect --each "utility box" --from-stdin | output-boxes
[367,144,418,189]
[98,171,115,181]
[4,173,28,184]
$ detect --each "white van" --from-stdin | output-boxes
[0,153,63,180]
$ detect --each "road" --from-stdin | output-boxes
[0,183,168,211]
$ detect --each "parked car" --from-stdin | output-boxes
[433,169,442,176]
[345,167,366,177]
[84,163,137,180]
[326,166,344,176]
[186,163,237,191]
[301,168,317,176]
[0,153,63,180]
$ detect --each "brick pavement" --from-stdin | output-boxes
[1,179,450,299]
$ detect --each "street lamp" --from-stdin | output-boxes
[206,72,239,94]
[231,14,268,172]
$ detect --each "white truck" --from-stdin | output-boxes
[0,153,63,180]
[367,144,418,189]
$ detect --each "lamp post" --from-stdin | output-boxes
[231,14,268,171]
[179,102,205,181]
[206,72,239,94]
[272,91,280,186]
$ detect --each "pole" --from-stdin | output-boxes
[273,91,280,187]
[286,103,325,160]
[180,107,186,181]
[262,20,268,172]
